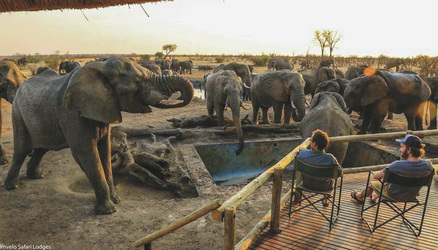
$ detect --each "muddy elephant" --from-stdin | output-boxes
[343,70,431,134]
[214,62,252,101]
[206,70,244,155]
[300,91,354,164]
[0,61,26,164]
[424,76,438,129]
[178,60,193,74]
[59,61,80,75]
[3,57,194,214]
[299,67,336,97]
[251,70,306,124]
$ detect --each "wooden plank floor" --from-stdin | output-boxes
[248,172,438,250]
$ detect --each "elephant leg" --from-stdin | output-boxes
[370,112,386,134]
[252,104,259,124]
[404,106,418,131]
[261,107,270,124]
[207,101,215,116]
[273,102,283,124]
[69,139,116,214]
[215,105,225,126]
[428,100,437,129]
[283,103,292,124]
[26,148,49,179]
[358,105,373,134]
[98,132,120,204]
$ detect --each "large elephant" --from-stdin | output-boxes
[424,76,438,129]
[299,67,336,97]
[214,62,252,101]
[315,78,349,95]
[59,61,80,75]
[3,57,194,214]
[343,70,431,134]
[206,70,244,155]
[0,61,26,164]
[251,70,306,124]
[300,91,354,164]
[178,60,193,74]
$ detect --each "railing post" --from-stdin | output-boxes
[224,206,236,250]
[269,167,283,234]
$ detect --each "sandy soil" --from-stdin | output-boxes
[0,68,435,250]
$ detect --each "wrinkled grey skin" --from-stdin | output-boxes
[178,60,193,74]
[206,70,244,155]
[251,70,306,124]
[299,67,336,97]
[0,61,26,164]
[315,78,349,95]
[214,62,252,101]
[300,91,354,164]
[59,61,80,75]
[343,70,431,134]
[424,76,438,129]
[3,57,194,214]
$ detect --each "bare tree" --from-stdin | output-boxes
[325,30,342,58]
[162,44,177,59]
[313,30,328,59]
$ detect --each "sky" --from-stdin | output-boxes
[0,0,437,57]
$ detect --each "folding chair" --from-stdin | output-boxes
[360,169,435,236]
[288,157,343,230]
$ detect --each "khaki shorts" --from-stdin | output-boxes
[370,181,395,201]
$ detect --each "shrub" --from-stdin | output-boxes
[250,54,270,66]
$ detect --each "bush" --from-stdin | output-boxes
[215,56,225,63]
[250,54,270,66]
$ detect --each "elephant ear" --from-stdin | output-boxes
[316,67,335,82]
[361,75,389,106]
[309,92,321,110]
[64,63,122,124]
[332,92,348,113]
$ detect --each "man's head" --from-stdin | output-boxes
[395,135,425,159]
[311,129,329,151]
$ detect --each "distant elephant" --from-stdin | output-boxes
[138,61,162,75]
[206,70,244,155]
[36,67,51,75]
[214,62,252,101]
[3,57,194,214]
[155,59,171,70]
[251,70,306,124]
[424,76,438,129]
[299,67,336,97]
[17,57,28,67]
[162,69,174,76]
[267,58,283,70]
[299,59,309,69]
[179,60,193,74]
[385,58,404,72]
[345,65,368,80]
[0,61,26,164]
[273,61,293,71]
[59,61,80,75]
[319,59,334,68]
[171,59,179,72]
[315,78,349,95]
[343,70,431,134]
[300,91,354,164]
[334,68,345,79]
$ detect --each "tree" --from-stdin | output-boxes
[313,30,342,59]
[313,30,328,59]
[162,44,177,59]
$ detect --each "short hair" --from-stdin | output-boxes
[311,129,329,151]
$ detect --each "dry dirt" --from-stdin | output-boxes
[0,67,435,250]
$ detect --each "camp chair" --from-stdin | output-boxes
[288,157,343,230]
[360,169,435,236]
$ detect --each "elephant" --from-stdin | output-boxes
[171,59,179,72]
[59,61,80,75]
[214,62,252,101]
[138,61,162,75]
[206,70,244,155]
[424,76,438,129]
[17,57,28,67]
[385,58,404,72]
[300,91,354,164]
[343,70,431,134]
[299,59,309,69]
[267,58,292,71]
[3,57,194,214]
[36,66,51,75]
[0,61,26,164]
[315,78,349,95]
[319,59,334,68]
[178,60,193,74]
[345,65,368,80]
[251,69,306,124]
[298,67,336,97]
[155,59,171,70]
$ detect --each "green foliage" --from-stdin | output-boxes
[250,54,270,66]
[155,52,164,59]
[139,54,151,61]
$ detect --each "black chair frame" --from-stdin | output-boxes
[288,157,343,230]
[360,169,434,236]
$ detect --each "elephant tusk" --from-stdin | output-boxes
[243,83,251,89]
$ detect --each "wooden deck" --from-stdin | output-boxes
[248,172,438,250]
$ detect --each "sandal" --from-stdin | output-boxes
[370,195,379,204]
[351,191,364,204]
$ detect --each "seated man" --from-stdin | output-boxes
[351,134,434,203]
[296,129,343,205]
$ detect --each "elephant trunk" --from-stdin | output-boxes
[291,91,306,122]
[150,75,194,108]
[228,97,244,155]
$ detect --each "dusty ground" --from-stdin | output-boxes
[0,66,436,250]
